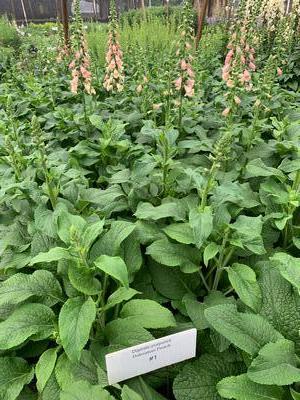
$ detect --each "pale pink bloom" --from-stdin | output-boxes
[143,76,148,83]
[234,95,241,105]
[117,83,124,92]
[75,51,81,60]
[242,69,251,82]
[240,55,246,64]
[277,67,283,76]
[180,59,187,71]
[249,62,256,71]
[222,71,230,81]
[250,48,255,54]
[222,107,231,117]
[69,60,76,69]
[113,69,119,79]
[249,53,255,62]
[187,67,195,78]
[71,75,79,94]
[245,44,250,52]
[174,76,182,91]
[152,103,162,110]
[226,79,235,88]
[109,60,116,70]
[225,50,234,65]
[184,85,194,97]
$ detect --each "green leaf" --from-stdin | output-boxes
[270,253,300,292]
[146,239,199,273]
[105,319,154,347]
[121,233,143,278]
[0,270,63,307]
[217,374,284,400]
[248,339,300,385]
[230,216,265,255]
[0,303,55,350]
[126,377,167,400]
[57,212,86,245]
[120,299,176,329]
[227,264,262,312]
[205,304,283,355]
[0,357,34,400]
[36,348,57,393]
[183,291,235,331]
[68,264,101,295]
[104,287,140,311]
[173,353,244,400]
[212,182,260,208]
[245,159,285,181]
[189,207,213,249]
[94,255,129,288]
[90,221,135,259]
[163,223,195,244]
[203,242,219,267]
[291,389,300,400]
[60,381,114,400]
[30,247,72,265]
[121,385,143,400]
[81,220,105,250]
[59,297,96,362]
[258,262,300,353]
[135,202,185,221]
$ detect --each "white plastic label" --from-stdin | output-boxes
[105,328,197,384]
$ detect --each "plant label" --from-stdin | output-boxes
[105,328,197,384]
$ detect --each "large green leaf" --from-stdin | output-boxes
[0,303,55,350]
[146,239,199,273]
[121,385,143,400]
[270,253,300,292]
[60,381,114,400]
[230,216,265,255]
[135,202,185,221]
[258,262,300,352]
[120,299,176,329]
[173,353,244,400]
[90,221,135,259]
[217,374,284,400]
[205,304,283,355]
[57,212,86,245]
[105,319,154,347]
[248,339,300,385]
[0,357,34,400]
[0,270,63,307]
[94,255,129,288]
[245,159,285,180]
[35,348,58,393]
[104,287,140,311]
[59,297,96,362]
[163,223,195,244]
[68,263,101,295]
[227,264,262,312]
[212,182,259,208]
[189,206,213,249]
[126,377,167,400]
[30,247,72,265]
[81,220,105,250]
[183,291,235,331]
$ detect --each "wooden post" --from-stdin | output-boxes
[20,0,28,25]
[61,0,69,48]
[195,0,209,49]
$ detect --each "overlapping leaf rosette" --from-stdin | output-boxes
[173,0,195,99]
[103,0,125,93]
[69,0,95,95]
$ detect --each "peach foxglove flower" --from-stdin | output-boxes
[222,107,231,116]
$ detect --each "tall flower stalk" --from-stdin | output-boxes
[69,0,95,96]
[103,0,125,93]
[174,0,195,128]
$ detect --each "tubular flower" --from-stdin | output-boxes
[173,0,195,98]
[103,1,125,93]
[69,0,95,95]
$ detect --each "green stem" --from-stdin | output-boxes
[100,274,109,328]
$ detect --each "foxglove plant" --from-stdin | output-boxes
[103,0,125,93]
[69,0,95,95]
[173,0,195,127]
